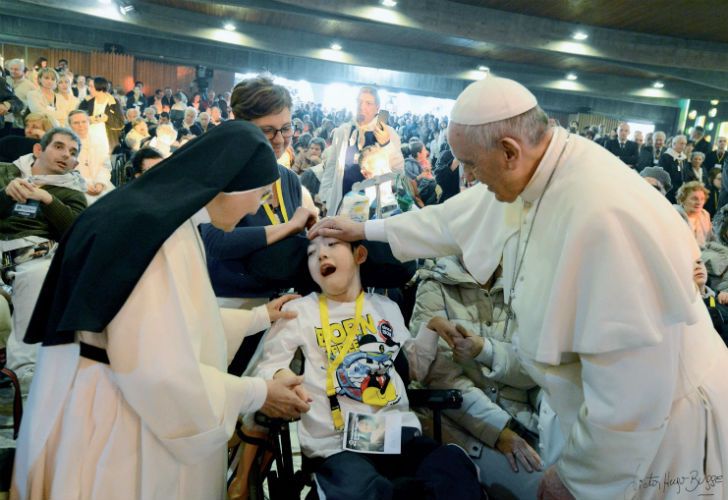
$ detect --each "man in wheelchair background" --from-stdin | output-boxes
[0,126,87,394]
[244,233,484,499]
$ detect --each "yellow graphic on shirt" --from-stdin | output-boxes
[315,315,401,407]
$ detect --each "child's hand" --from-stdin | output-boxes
[261,375,310,419]
[427,316,463,348]
[266,294,300,322]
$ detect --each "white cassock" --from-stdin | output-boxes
[12,219,270,500]
[365,127,728,499]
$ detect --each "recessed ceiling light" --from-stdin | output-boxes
[711,99,720,105]
[330,42,342,51]
[652,81,664,89]
[572,31,588,41]
[381,0,397,6]
[98,0,112,4]
[223,22,236,31]
[477,65,490,72]
[566,73,577,81]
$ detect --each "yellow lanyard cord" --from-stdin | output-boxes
[262,180,289,225]
[319,291,365,430]
[710,295,716,308]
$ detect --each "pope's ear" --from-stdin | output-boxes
[500,137,521,163]
[354,244,368,265]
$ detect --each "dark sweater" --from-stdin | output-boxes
[200,165,303,297]
[0,163,87,241]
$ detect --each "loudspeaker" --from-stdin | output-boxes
[103,43,125,54]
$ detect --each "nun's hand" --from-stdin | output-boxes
[308,216,365,241]
[266,294,300,322]
[291,207,317,232]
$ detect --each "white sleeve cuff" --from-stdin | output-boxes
[364,219,387,242]
[475,338,494,367]
[250,304,272,333]
[239,376,268,414]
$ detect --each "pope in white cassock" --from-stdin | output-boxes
[11,121,311,500]
[310,76,728,499]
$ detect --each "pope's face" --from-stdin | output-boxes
[449,123,520,202]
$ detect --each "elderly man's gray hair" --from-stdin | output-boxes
[455,106,550,150]
[672,134,687,146]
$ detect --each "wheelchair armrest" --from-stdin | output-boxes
[407,389,462,410]
[254,411,300,429]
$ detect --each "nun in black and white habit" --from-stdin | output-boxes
[11,121,308,500]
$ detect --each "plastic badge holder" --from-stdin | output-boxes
[12,200,40,219]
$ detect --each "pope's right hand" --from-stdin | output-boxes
[260,375,310,420]
[308,216,365,241]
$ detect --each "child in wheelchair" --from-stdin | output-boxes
[248,234,483,499]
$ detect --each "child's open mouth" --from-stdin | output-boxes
[320,263,337,277]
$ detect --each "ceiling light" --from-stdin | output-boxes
[477,65,489,72]
[711,99,720,106]
[330,42,342,51]
[381,0,397,6]
[118,1,134,14]
[652,81,664,89]
[566,73,577,81]
[98,0,112,4]
[223,22,236,31]
[572,31,588,41]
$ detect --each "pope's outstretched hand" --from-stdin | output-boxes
[308,216,365,241]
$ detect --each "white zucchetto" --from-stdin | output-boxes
[451,75,538,125]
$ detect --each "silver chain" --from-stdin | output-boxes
[503,132,571,337]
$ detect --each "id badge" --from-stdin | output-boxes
[12,200,40,219]
[343,411,402,454]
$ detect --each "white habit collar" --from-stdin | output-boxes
[520,127,567,204]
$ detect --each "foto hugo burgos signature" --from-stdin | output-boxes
[628,466,723,497]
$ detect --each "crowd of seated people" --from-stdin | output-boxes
[3,54,728,499]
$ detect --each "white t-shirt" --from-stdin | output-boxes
[254,292,438,458]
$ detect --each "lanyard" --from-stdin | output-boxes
[319,291,365,430]
[262,180,288,225]
[710,295,716,308]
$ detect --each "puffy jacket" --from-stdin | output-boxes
[410,256,540,449]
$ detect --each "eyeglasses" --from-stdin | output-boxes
[259,124,294,140]
[260,188,274,204]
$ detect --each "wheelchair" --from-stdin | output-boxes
[227,348,464,500]
[0,237,55,440]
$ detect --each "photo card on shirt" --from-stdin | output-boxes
[343,411,402,454]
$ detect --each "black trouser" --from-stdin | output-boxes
[314,428,484,500]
